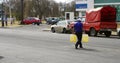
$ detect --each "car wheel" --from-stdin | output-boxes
[62,28,66,33]
[119,31,120,38]
[51,28,55,33]
[89,28,97,36]
[37,23,40,26]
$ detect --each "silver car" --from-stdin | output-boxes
[51,20,75,33]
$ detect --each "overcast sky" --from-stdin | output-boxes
[54,0,66,3]
[54,0,73,3]
[0,1,2,4]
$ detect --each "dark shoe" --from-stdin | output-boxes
[80,47,83,48]
[75,45,78,49]
[75,47,78,49]
[79,46,83,48]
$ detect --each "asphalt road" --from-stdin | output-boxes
[0,24,120,63]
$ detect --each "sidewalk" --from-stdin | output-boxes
[0,21,22,28]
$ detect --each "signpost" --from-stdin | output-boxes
[1,2,4,27]
[21,0,24,24]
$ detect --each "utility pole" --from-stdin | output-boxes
[21,0,24,24]
[4,0,11,25]
[74,0,77,19]
[1,1,4,27]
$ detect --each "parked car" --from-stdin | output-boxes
[51,20,75,33]
[46,17,60,25]
[23,17,41,25]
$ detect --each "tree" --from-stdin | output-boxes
[4,0,75,20]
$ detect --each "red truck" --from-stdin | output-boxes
[83,6,117,37]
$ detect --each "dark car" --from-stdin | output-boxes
[46,17,60,25]
[23,17,41,25]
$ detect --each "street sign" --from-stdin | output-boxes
[76,4,87,9]
[75,0,94,11]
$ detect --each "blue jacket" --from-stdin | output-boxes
[74,21,83,33]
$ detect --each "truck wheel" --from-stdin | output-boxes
[51,28,55,33]
[105,31,111,37]
[89,28,97,36]
[118,31,120,38]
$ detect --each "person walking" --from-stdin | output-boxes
[74,19,83,49]
[4,14,8,26]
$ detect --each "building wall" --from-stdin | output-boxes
[75,0,94,11]
[95,0,120,3]
[94,0,120,21]
[75,0,94,17]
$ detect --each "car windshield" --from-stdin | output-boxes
[48,17,60,20]
[57,20,66,25]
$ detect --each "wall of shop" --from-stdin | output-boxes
[75,0,94,17]
[95,0,120,3]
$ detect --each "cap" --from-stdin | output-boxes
[77,18,82,22]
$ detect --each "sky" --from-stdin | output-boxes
[54,0,73,3]
[54,0,66,3]
[0,1,2,4]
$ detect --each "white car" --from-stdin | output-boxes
[51,20,75,33]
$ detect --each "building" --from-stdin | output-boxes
[75,0,94,17]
